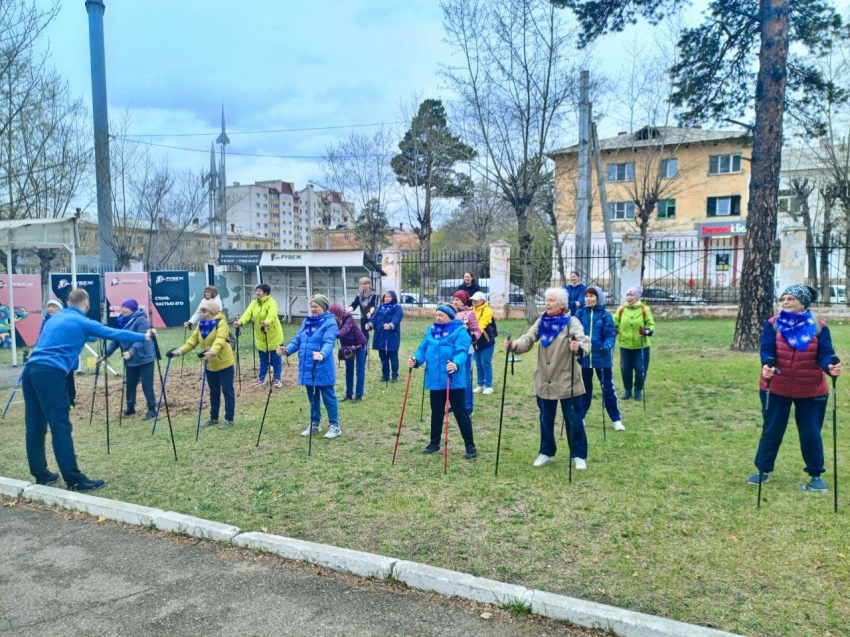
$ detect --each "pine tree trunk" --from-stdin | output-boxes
[731,0,789,351]
[517,204,537,324]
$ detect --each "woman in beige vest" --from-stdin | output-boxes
[506,288,590,469]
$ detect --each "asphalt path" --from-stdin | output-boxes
[0,503,607,637]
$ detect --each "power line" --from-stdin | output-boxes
[125,121,404,138]
[114,136,395,161]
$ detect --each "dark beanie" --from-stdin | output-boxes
[121,299,139,312]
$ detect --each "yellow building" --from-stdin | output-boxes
[549,126,753,291]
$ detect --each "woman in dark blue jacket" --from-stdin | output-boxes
[101,299,157,420]
[576,287,623,431]
[279,294,341,439]
[366,290,403,383]
[566,271,587,313]
[409,304,477,459]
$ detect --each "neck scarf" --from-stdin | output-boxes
[539,310,569,348]
[305,313,324,335]
[199,318,218,339]
[431,319,462,340]
[775,309,817,352]
[115,314,130,329]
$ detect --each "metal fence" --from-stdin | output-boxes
[807,245,849,306]
[561,244,622,305]
[399,249,490,304]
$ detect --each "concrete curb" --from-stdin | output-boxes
[528,590,740,637]
[155,511,241,542]
[392,560,532,607]
[233,532,396,580]
[0,476,30,498]
[22,485,163,526]
[2,477,743,637]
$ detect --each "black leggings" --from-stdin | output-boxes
[429,388,475,449]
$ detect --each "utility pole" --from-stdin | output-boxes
[575,70,592,279]
[591,119,620,302]
[216,104,230,250]
[85,0,114,266]
[203,142,218,260]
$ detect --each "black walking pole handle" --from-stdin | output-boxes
[197,349,212,359]
[151,333,162,361]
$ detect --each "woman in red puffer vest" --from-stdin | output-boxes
[750,285,842,493]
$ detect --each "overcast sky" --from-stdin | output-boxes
[42,0,453,199]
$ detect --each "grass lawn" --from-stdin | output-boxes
[1,317,848,636]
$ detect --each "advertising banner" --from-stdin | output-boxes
[216,271,247,320]
[50,273,102,321]
[0,274,43,347]
[150,271,190,327]
[104,272,149,327]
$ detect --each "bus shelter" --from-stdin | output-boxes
[0,218,79,366]
[256,250,383,321]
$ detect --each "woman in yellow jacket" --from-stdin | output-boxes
[471,291,496,394]
[612,285,655,401]
[234,283,284,388]
[168,300,237,429]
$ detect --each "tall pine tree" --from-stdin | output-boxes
[553,0,846,349]
[392,99,475,294]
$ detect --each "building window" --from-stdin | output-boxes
[608,201,635,220]
[778,189,801,214]
[709,154,742,175]
[707,195,742,217]
[255,203,260,209]
[658,199,676,219]
[607,162,634,182]
[659,158,678,179]
[652,240,675,271]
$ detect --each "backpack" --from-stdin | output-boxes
[616,304,646,335]
[488,317,498,338]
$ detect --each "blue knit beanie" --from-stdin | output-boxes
[121,299,139,312]
[436,303,456,320]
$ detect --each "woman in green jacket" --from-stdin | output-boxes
[613,285,655,401]
[234,283,284,388]
[168,300,237,428]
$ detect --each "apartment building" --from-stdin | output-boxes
[549,126,752,288]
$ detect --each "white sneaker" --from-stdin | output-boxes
[612,420,625,431]
[482,387,494,395]
[533,454,554,467]
[324,426,342,439]
[574,458,587,470]
[473,386,484,394]
[300,424,320,437]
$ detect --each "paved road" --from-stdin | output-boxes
[0,503,604,637]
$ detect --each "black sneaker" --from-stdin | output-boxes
[340,395,353,402]
[620,391,631,400]
[122,408,136,417]
[464,446,478,460]
[142,409,156,421]
[201,419,219,428]
[220,420,235,429]
[36,471,60,486]
[352,396,363,402]
[67,479,105,492]
[422,444,441,454]
[391,377,399,383]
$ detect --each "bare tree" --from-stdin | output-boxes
[441,0,581,322]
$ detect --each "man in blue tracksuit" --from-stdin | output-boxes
[23,288,153,492]
[576,286,624,431]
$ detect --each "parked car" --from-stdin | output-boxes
[829,284,846,305]
[641,287,708,305]
[399,293,435,306]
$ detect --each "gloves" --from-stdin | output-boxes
[638,328,653,337]
[166,349,180,358]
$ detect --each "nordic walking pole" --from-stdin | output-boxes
[252,322,257,378]
[195,354,208,441]
[392,367,414,465]
[88,356,102,429]
[443,373,451,474]
[2,371,22,418]
[831,355,840,513]
[152,348,173,435]
[118,363,125,428]
[419,364,426,422]
[256,327,274,447]
[567,334,579,484]
[384,339,389,388]
[151,335,177,461]
[640,333,647,412]
[101,340,111,454]
[180,325,187,378]
[309,358,317,456]
[757,358,777,510]
[602,380,607,442]
[235,325,242,393]
[495,336,512,478]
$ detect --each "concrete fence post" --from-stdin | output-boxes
[488,241,511,319]
[777,225,807,295]
[619,233,642,299]
[381,249,402,297]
